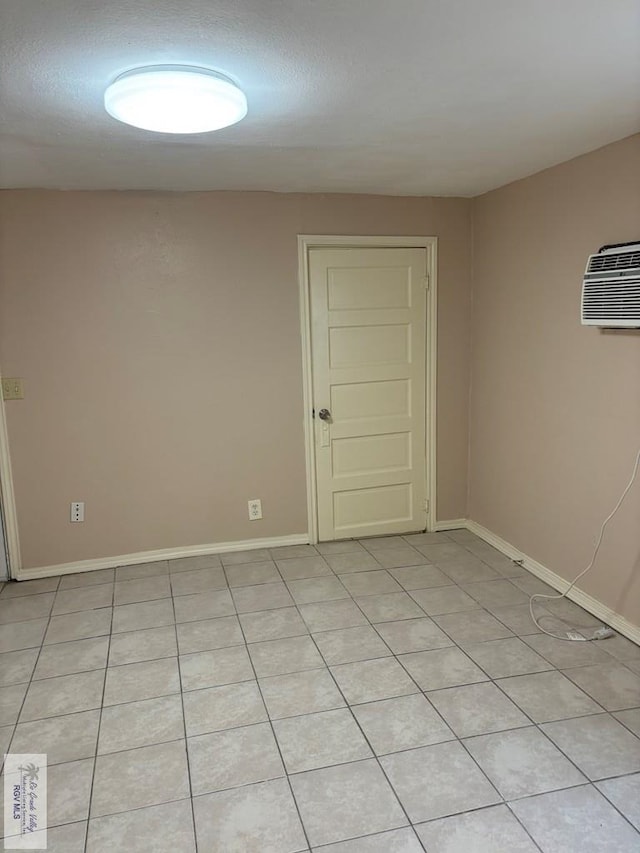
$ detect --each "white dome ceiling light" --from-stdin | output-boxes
[104,66,247,134]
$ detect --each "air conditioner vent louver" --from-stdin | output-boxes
[581,243,640,328]
[588,252,640,273]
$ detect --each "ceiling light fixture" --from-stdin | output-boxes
[104,65,247,134]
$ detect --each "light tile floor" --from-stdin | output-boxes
[1,530,639,852]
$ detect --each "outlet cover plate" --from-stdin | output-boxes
[70,502,85,522]
[248,499,262,520]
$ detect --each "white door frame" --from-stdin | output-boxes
[0,383,21,579]
[298,235,438,544]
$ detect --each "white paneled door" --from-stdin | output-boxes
[309,247,429,541]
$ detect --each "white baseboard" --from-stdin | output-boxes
[434,518,467,531]
[15,533,310,581]
[466,520,640,647]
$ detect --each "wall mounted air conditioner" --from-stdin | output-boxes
[581,241,640,328]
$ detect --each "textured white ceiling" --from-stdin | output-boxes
[1,0,639,196]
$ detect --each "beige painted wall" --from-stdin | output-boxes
[470,135,640,626]
[0,191,472,569]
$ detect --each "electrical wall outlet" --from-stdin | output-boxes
[2,378,24,400]
[248,499,262,520]
[70,502,85,523]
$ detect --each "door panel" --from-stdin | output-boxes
[331,380,410,421]
[327,267,410,309]
[332,432,411,478]
[329,324,410,367]
[333,483,413,531]
[309,247,427,541]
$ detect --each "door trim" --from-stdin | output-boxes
[298,235,438,544]
[0,379,21,578]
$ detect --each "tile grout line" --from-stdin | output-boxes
[376,596,622,823]
[231,588,316,853]
[3,587,638,711]
[21,710,640,784]
[34,739,640,834]
[81,577,113,853]
[611,710,640,738]
[297,628,428,851]
[589,776,640,836]
[358,624,513,833]
[374,549,638,848]
[257,543,331,853]
[75,794,194,831]
[10,736,637,843]
[502,800,547,853]
[170,582,199,853]
[493,706,640,841]
[335,542,580,853]
[4,574,62,773]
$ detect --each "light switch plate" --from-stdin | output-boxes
[1,378,24,400]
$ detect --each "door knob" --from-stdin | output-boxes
[318,408,332,421]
